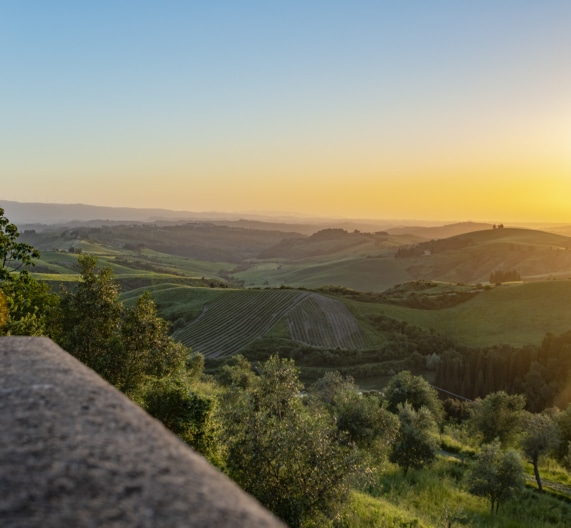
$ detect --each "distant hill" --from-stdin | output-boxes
[0,199,423,233]
[547,225,571,237]
[386,221,493,239]
[394,227,571,282]
[258,228,422,261]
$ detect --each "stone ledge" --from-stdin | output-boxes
[0,337,285,528]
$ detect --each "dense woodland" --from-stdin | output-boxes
[3,207,571,527]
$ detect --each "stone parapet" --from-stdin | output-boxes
[0,337,285,527]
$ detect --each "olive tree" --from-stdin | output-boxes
[467,440,524,514]
[384,370,444,424]
[389,402,439,475]
[469,391,526,447]
[309,372,398,453]
[221,356,362,528]
[520,412,560,492]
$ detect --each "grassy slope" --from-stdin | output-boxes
[237,257,413,291]
[235,228,571,291]
[346,280,571,347]
[340,458,571,528]
[121,284,228,320]
[404,228,571,284]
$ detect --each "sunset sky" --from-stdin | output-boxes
[1,1,570,223]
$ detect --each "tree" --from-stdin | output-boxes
[0,208,57,336]
[0,207,40,282]
[467,440,524,513]
[142,376,222,465]
[56,255,187,394]
[309,371,398,460]
[553,404,571,468]
[0,290,7,329]
[221,356,362,528]
[0,270,59,336]
[389,402,438,475]
[520,412,560,492]
[384,370,444,424]
[469,391,525,446]
[118,291,186,392]
[57,254,124,377]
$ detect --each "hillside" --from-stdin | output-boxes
[231,228,571,291]
[346,280,571,347]
[386,221,493,239]
[134,278,571,366]
[173,289,366,358]
[394,228,571,283]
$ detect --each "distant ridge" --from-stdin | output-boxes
[0,199,453,232]
[386,222,493,239]
[0,200,246,226]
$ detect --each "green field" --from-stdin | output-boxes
[346,280,571,347]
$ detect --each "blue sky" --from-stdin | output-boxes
[1,1,570,221]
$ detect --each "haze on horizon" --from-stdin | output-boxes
[1,2,570,224]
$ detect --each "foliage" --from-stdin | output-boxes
[467,440,524,513]
[384,370,444,424]
[520,412,561,492]
[389,402,438,475]
[0,208,57,335]
[142,376,222,465]
[118,292,186,392]
[0,207,40,282]
[0,270,59,336]
[309,371,398,460]
[56,254,187,393]
[554,404,571,468]
[221,356,362,527]
[57,254,124,377]
[490,269,521,284]
[0,290,7,329]
[435,331,571,411]
[469,391,526,447]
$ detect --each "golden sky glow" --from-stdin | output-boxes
[1,2,570,223]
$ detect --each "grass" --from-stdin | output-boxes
[239,256,413,291]
[121,284,229,320]
[345,280,571,347]
[346,456,571,528]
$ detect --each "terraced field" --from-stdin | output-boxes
[173,289,366,358]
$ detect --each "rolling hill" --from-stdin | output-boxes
[173,289,366,358]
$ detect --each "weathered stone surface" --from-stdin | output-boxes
[0,337,285,527]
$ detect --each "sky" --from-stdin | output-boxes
[1,1,570,223]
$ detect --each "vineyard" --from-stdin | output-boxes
[287,294,366,349]
[173,289,366,358]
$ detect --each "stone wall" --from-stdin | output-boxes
[0,337,285,527]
